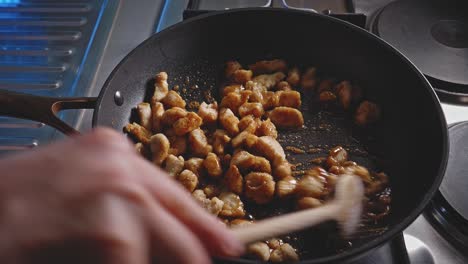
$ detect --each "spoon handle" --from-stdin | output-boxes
[232,203,340,244]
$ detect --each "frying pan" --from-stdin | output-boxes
[0,8,448,263]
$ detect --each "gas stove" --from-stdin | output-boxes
[1,0,467,263]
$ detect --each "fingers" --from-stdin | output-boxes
[142,194,212,264]
[132,157,245,258]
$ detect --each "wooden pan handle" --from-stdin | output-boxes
[232,203,341,244]
[0,89,97,135]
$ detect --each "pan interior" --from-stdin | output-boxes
[94,9,447,263]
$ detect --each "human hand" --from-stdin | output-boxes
[0,128,244,264]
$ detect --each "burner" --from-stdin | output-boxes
[425,122,468,251]
[370,0,468,104]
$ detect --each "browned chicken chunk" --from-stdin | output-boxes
[296,175,324,198]
[277,90,301,108]
[223,84,243,96]
[219,192,245,217]
[173,112,202,136]
[297,197,322,210]
[161,107,187,126]
[153,72,169,102]
[150,133,170,166]
[197,101,218,124]
[225,164,243,194]
[164,154,185,178]
[203,152,222,178]
[249,59,287,75]
[252,72,286,90]
[168,135,187,156]
[269,107,304,128]
[276,176,297,197]
[269,243,299,262]
[276,81,292,91]
[326,146,348,167]
[212,129,231,155]
[247,242,271,262]
[150,101,165,133]
[137,102,152,131]
[245,172,276,204]
[231,150,272,174]
[184,158,204,176]
[219,108,240,136]
[188,128,213,157]
[178,169,198,192]
[238,102,264,118]
[257,119,278,139]
[161,90,186,109]
[335,81,352,110]
[225,61,242,79]
[125,122,151,144]
[232,69,253,84]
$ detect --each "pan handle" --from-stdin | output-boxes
[0,89,97,135]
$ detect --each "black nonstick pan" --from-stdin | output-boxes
[0,8,448,264]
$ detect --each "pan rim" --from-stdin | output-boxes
[93,7,449,263]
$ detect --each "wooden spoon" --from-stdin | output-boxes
[232,174,364,244]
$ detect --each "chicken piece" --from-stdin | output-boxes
[231,130,255,148]
[249,59,287,75]
[245,134,259,148]
[335,81,352,110]
[185,157,205,176]
[161,90,186,109]
[137,102,152,131]
[225,164,243,194]
[212,129,231,155]
[355,100,381,126]
[304,167,330,186]
[153,72,169,102]
[261,91,280,110]
[197,101,218,124]
[193,190,224,216]
[286,67,301,87]
[231,150,272,174]
[222,154,232,168]
[225,61,242,79]
[247,242,271,262]
[229,219,253,228]
[297,197,322,210]
[277,90,301,108]
[150,101,165,133]
[161,107,187,126]
[188,128,213,157]
[257,119,278,139]
[203,184,221,198]
[219,192,245,217]
[173,112,202,136]
[220,92,243,113]
[252,72,286,90]
[276,176,297,197]
[276,81,292,91]
[326,146,348,167]
[269,243,299,263]
[253,136,285,165]
[177,169,198,192]
[274,161,292,180]
[238,115,261,134]
[168,135,187,156]
[232,69,253,84]
[203,152,222,178]
[219,108,240,136]
[317,79,334,93]
[223,84,243,96]
[164,155,185,178]
[319,91,337,103]
[238,102,264,118]
[245,81,267,103]
[245,172,276,204]
[267,239,282,250]
[150,133,170,166]
[301,67,317,91]
[269,107,304,128]
[125,122,151,144]
[296,175,324,198]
